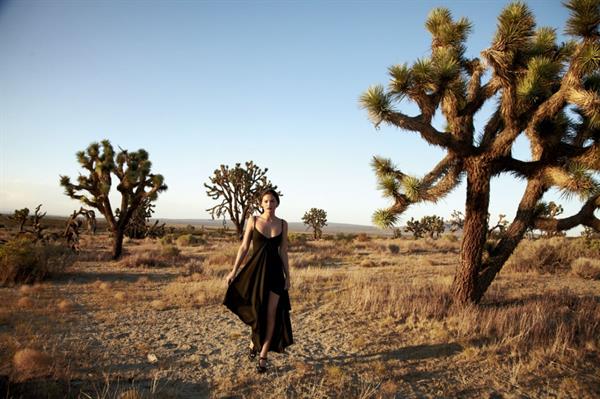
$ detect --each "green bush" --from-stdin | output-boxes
[176,234,206,247]
[0,238,74,286]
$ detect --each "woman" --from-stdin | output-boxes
[223,188,294,373]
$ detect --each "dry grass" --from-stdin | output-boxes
[0,238,74,286]
[571,257,600,280]
[17,296,34,308]
[0,227,598,398]
[12,348,53,380]
[506,237,599,274]
[57,299,74,312]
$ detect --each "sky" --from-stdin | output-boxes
[0,0,591,232]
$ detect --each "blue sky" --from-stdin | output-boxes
[0,0,586,230]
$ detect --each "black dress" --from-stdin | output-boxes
[223,216,294,353]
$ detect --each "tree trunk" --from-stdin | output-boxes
[236,222,244,241]
[112,229,124,260]
[452,159,491,305]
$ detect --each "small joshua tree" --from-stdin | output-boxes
[204,161,280,240]
[405,217,426,239]
[487,213,509,238]
[532,201,566,237]
[362,1,600,305]
[9,208,30,233]
[64,208,97,252]
[116,197,165,239]
[302,208,328,240]
[422,215,445,239]
[60,140,167,260]
[9,204,48,241]
[449,210,465,233]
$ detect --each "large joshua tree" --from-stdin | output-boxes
[60,140,167,259]
[204,161,281,240]
[361,1,600,305]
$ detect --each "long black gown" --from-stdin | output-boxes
[223,216,294,353]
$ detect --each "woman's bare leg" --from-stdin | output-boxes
[259,291,280,364]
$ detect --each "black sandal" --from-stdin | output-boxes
[256,356,268,373]
[248,347,258,360]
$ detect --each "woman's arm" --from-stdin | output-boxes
[226,216,254,284]
[280,220,290,288]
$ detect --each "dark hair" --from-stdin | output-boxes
[259,188,280,205]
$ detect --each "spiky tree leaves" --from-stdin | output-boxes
[204,161,280,240]
[302,208,328,240]
[362,1,600,305]
[60,140,167,259]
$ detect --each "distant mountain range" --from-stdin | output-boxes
[0,213,388,235]
[155,218,386,235]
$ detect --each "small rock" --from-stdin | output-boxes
[147,353,158,363]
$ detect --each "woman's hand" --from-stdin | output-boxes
[225,270,236,285]
[284,277,290,290]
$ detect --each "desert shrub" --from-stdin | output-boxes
[0,238,74,286]
[176,234,206,247]
[455,292,600,354]
[184,258,205,276]
[571,257,600,280]
[290,253,337,268]
[160,234,175,245]
[118,251,169,268]
[355,233,370,242]
[387,244,400,254]
[335,232,356,242]
[360,259,378,267]
[506,237,597,274]
[288,233,308,245]
[161,244,181,258]
[443,233,459,242]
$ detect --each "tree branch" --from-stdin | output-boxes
[533,194,600,231]
[384,111,474,154]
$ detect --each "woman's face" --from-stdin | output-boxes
[261,193,278,212]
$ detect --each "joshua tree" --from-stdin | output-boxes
[533,201,566,237]
[9,208,30,233]
[64,207,97,252]
[422,215,446,239]
[361,1,600,305]
[302,208,328,239]
[9,204,48,241]
[449,210,465,233]
[487,213,510,238]
[60,140,167,259]
[405,217,426,239]
[204,161,280,240]
[116,197,165,239]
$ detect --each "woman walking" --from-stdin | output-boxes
[223,188,294,373]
